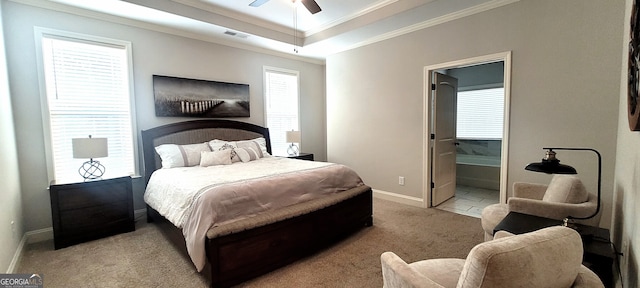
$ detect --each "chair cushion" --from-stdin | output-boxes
[457,226,583,288]
[410,258,466,287]
[481,203,509,237]
[542,175,588,204]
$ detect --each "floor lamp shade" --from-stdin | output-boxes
[525,147,601,220]
[72,136,108,180]
[524,149,577,174]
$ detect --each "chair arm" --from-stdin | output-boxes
[381,252,444,288]
[513,182,547,200]
[493,230,515,239]
[507,198,597,220]
[571,265,605,288]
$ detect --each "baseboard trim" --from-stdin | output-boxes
[134,208,146,221]
[373,189,424,207]
[26,227,53,244]
[6,234,27,273]
[6,227,53,273]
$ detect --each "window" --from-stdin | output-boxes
[456,87,504,140]
[36,28,137,182]
[264,67,299,156]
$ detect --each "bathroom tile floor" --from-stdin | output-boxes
[436,185,500,218]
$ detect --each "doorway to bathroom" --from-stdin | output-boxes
[425,52,511,218]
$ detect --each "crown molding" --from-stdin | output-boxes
[335,0,520,55]
[171,0,294,36]
[304,0,398,37]
[9,0,325,64]
[8,0,518,61]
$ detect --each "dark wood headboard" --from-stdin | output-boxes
[141,120,271,185]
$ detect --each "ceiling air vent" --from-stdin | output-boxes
[224,30,249,39]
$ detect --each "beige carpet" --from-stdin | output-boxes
[17,198,483,287]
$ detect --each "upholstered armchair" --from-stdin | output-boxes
[381,226,604,288]
[481,174,600,241]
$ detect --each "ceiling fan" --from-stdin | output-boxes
[249,0,322,14]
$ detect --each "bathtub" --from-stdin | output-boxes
[456,154,501,190]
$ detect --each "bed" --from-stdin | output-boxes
[141,119,373,288]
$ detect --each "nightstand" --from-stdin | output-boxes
[285,153,314,161]
[49,176,134,249]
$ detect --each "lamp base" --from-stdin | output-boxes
[287,143,299,156]
[562,218,578,230]
[78,159,105,180]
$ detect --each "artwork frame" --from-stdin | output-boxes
[153,75,250,118]
[628,0,640,131]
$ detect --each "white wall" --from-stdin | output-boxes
[326,0,624,228]
[2,1,326,232]
[613,0,639,286]
[0,1,24,272]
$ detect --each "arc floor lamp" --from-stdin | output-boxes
[524,147,601,220]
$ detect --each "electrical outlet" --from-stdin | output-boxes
[399,176,405,186]
[621,238,629,266]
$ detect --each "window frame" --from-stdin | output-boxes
[34,27,139,182]
[262,66,300,156]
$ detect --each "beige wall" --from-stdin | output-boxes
[614,0,639,286]
[2,1,326,232]
[0,1,24,272]
[327,0,623,228]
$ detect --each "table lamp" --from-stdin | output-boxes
[525,147,601,222]
[72,135,108,180]
[286,130,301,156]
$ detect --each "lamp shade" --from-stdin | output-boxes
[524,162,577,174]
[286,130,301,143]
[525,149,577,174]
[72,137,108,159]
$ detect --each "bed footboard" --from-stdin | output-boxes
[147,186,373,288]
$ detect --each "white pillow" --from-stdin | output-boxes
[542,175,589,204]
[155,142,211,168]
[200,150,232,167]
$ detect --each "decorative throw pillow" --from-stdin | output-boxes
[542,175,589,204]
[236,139,266,158]
[245,137,271,157]
[155,142,211,168]
[209,140,241,162]
[200,149,232,167]
[234,147,261,162]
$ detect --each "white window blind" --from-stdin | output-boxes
[264,68,299,156]
[39,31,136,182]
[456,87,504,140]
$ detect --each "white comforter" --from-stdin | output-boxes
[144,157,364,271]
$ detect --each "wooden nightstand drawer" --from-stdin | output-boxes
[50,176,134,249]
[59,201,130,233]
[57,182,129,210]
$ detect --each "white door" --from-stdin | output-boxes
[431,72,458,206]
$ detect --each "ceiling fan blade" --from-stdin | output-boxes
[300,0,321,14]
[249,0,270,7]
